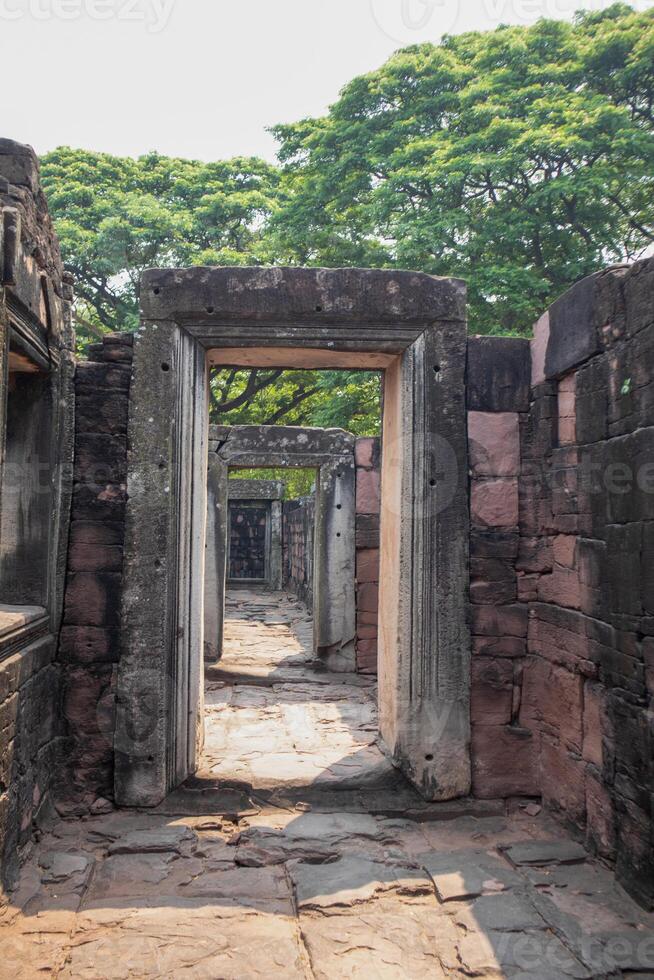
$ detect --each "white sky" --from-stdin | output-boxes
[2,0,653,162]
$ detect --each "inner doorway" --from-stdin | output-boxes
[115,267,471,808]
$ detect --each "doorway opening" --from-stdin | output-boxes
[116,267,470,808]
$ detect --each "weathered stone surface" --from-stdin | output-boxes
[468,411,520,477]
[356,468,380,514]
[471,478,519,529]
[421,849,522,901]
[467,336,531,412]
[141,266,467,325]
[472,726,539,798]
[545,273,604,378]
[290,856,432,908]
[502,840,588,867]
[300,905,452,979]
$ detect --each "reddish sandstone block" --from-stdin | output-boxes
[471,604,528,638]
[540,737,586,826]
[70,520,124,547]
[68,543,123,573]
[471,478,519,529]
[473,636,526,659]
[355,437,378,469]
[585,773,616,860]
[357,582,379,613]
[520,657,584,753]
[471,659,514,725]
[537,566,581,610]
[582,682,605,767]
[356,469,381,514]
[58,626,119,665]
[471,725,540,798]
[553,534,577,568]
[468,411,520,477]
[470,579,517,605]
[558,373,577,445]
[63,573,122,629]
[356,549,380,584]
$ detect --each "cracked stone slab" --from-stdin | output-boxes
[63,902,306,979]
[290,856,433,909]
[456,928,591,978]
[84,853,203,901]
[107,825,197,855]
[420,848,523,902]
[502,840,588,867]
[454,891,547,933]
[300,902,453,979]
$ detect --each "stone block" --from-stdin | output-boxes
[470,579,517,605]
[545,273,602,379]
[531,311,549,386]
[68,543,124,573]
[471,478,519,529]
[582,682,605,767]
[471,725,539,798]
[356,469,380,514]
[355,514,379,549]
[470,531,519,560]
[58,626,120,665]
[540,737,586,826]
[473,635,526,659]
[585,773,616,860]
[517,536,553,574]
[70,520,124,547]
[468,411,520,477]
[537,566,582,610]
[63,572,122,629]
[467,337,531,412]
[471,658,514,726]
[356,549,379,584]
[471,603,528,639]
[520,657,584,753]
[553,534,577,568]
[357,582,378,614]
[354,437,379,469]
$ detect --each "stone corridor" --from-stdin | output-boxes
[1,591,654,978]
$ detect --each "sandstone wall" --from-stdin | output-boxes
[515,260,654,908]
[354,437,381,674]
[0,141,74,895]
[57,334,132,812]
[465,338,537,800]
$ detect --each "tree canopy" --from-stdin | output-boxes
[39,4,654,431]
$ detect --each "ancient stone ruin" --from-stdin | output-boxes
[2,138,654,974]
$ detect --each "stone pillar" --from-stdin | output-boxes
[115,321,209,807]
[270,499,283,591]
[314,456,356,672]
[379,323,471,800]
[204,456,228,662]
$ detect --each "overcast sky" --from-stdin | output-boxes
[2,0,653,162]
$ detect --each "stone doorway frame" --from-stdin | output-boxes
[115,267,470,807]
[205,424,357,670]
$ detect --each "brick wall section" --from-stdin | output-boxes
[466,338,538,799]
[56,333,132,812]
[514,259,654,908]
[282,496,315,610]
[355,437,381,674]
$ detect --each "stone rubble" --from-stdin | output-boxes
[1,590,653,978]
